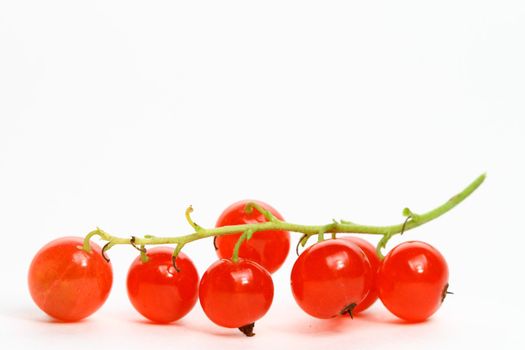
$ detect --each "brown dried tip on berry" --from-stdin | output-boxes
[238,323,255,337]
[340,303,357,319]
[441,283,454,303]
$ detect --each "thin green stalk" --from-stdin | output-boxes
[232,229,254,263]
[82,173,486,261]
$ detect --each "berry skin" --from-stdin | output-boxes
[215,200,290,274]
[28,237,113,322]
[127,247,199,323]
[199,259,274,333]
[341,236,381,314]
[291,239,373,319]
[378,241,449,322]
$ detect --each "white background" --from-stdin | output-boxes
[1,1,524,349]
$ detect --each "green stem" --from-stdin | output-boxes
[82,174,486,260]
[232,229,254,263]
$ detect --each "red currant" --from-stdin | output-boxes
[127,247,199,323]
[199,259,273,335]
[378,241,449,322]
[291,239,373,319]
[28,237,113,322]
[214,200,290,273]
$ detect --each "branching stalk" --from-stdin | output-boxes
[82,174,486,261]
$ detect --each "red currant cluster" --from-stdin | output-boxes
[28,200,450,336]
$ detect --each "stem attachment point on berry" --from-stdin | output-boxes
[232,229,254,263]
[171,243,185,272]
[376,231,398,259]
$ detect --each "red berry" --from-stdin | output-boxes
[127,247,199,323]
[341,236,381,314]
[291,239,373,319]
[378,241,449,322]
[199,259,274,332]
[28,237,113,322]
[215,200,290,273]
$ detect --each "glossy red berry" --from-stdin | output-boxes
[199,259,274,335]
[291,239,373,319]
[215,200,290,273]
[378,241,449,322]
[28,237,113,322]
[127,247,199,323]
